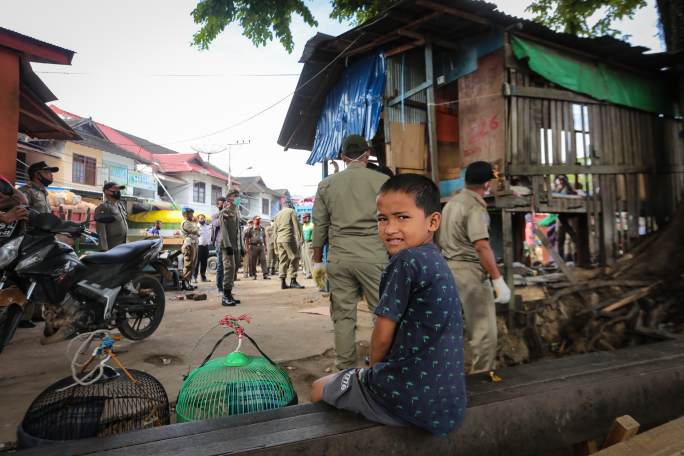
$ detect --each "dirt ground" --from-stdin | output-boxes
[0,272,375,444]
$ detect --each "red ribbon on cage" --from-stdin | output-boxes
[219,314,252,336]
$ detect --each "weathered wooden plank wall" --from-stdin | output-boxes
[505,62,684,264]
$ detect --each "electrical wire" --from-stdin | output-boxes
[36,71,300,77]
[35,33,366,151]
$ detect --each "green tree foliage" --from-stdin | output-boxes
[526,0,647,38]
[191,0,672,52]
[191,0,398,52]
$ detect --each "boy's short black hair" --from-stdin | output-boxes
[379,173,441,215]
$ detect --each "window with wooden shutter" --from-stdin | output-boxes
[73,154,97,185]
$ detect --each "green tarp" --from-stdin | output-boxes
[511,35,674,116]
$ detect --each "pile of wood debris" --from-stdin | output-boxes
[497,202,684,367]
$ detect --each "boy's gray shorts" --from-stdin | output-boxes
[322,368,408,427]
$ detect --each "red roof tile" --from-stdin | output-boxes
[49,105,232,182]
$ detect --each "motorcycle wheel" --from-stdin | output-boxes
[0,305,23,354]
[116,274,165,340]
[207,256,218,273]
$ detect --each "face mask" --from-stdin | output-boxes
[38,175,53,186]
[199,220,205,225]
[112,190,121,200]
[234,197,241,206]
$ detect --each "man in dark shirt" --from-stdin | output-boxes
[311,174,466,436]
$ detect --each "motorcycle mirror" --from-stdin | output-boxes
[94,213,116,224]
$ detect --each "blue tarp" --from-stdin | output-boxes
[307,53,386,165]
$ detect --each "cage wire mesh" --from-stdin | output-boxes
[176,331,297,422]
[19,368,170,446]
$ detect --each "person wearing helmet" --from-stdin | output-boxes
[180,207,199,290]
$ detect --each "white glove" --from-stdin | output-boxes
[492,276,511,304]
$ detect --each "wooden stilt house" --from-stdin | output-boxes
[278,0,683,299]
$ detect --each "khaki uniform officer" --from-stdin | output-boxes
[436,161,511,374]
[244,217,270,280]
[312,134,389,370]
[180,207,199,290]
[272,205,304,289]
[20,161,58,214]
[219,190,242,306]
[95,182,128,251]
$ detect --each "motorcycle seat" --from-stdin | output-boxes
[82,240,157,264]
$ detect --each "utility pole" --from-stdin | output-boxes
[226,140,250,190]
[191,144,226,163]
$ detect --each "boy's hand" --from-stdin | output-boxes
[370,316,397,366]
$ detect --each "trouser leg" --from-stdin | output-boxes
[327,262,362,370]
[216,247,224,291]
[182,244,195,282]
[301,241,314,276]
[277,243,290,279]
[448,261,497,373]
[242,252,249,277]
[221,248,236,291]
[248,247,258,276]
[351,262,385,313]
[197,245,208,278]
[281,242,300,280]
[257,245,268,275]
[268,245,277,272]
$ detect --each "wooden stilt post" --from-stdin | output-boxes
[502,209,515,327]
[424,42,439,186]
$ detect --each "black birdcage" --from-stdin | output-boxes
[17,367,170,448]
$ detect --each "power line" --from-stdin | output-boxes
[35,71,300,77]
[40,32,365,151]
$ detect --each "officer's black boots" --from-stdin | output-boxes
[281,278,289,289]
[181,280,195,291]
[263,275,270,280]
[222,289,240,306]
[289,279,304,289]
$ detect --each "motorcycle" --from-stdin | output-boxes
[0,212,165,352]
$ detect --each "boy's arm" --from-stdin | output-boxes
[370,316,397,366]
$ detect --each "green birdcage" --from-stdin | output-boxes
[176,315,297,423]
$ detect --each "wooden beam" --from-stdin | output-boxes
[507,84,602,105]
[396,29,462,51]
[425,42,439,184]
[344,12,440,58]
[509,164,653,175]
[535,228,578,283]
[594,416,684,455]
[502,210,516,327]
[387,80,432,107]
[602,415,640,449]
[415,0,492,26]
[384,40,425,58]
[600,282,661,315]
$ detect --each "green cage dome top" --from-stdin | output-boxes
[176,314,297,423]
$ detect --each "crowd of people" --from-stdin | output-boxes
[1,135,515,436]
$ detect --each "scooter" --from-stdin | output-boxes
[0,212,165,353]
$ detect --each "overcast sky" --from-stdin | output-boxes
[4,0,663,196]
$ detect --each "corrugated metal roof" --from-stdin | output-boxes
[0,27,74,65]
[278,0,674,153]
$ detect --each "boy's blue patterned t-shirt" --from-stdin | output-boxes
[365,243,466,435]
